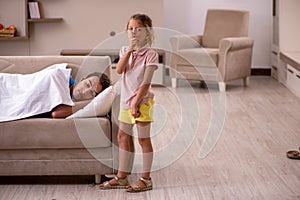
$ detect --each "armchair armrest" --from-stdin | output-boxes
[170,35,202,51]
[219,37,254,52]
[218,37,254,81]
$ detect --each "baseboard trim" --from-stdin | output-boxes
[0,175,96,184]
[165,68,271,76]
[251,68,271,76]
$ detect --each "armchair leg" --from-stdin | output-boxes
[218,82,226,92]
[171,78,177,88]
[243,77,250,87]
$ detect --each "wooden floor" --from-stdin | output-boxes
[1,76,299,200]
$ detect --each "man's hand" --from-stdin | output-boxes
[51,105,72,118]
[51,100,91,118]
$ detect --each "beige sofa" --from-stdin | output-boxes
[0,56,121,183]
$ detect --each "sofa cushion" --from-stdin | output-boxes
[177,48,218,66]
[0,117,111,149]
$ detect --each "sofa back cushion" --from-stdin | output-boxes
[0,56,111,81]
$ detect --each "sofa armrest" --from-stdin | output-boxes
[170,35,202,51]
[111,94,120,140]
[111,93,120,173]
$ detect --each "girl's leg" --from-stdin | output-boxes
[126,121,153,192]
[117,122,134,178]
[136,121,153,179]
[99,122,133,188]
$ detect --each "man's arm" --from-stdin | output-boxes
[51,100,91,118]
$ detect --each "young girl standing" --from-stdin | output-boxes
[100,13,158,192]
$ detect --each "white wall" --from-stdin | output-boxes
[164,0,272,68]
[279,0,300,52]
[0,0,272,68]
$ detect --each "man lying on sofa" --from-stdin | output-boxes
[51,71,111,118]
[0,63,111,122]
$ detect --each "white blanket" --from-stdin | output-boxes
[0,63,74,122]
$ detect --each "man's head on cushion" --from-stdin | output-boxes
[71,72,110,101]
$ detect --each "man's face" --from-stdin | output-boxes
[72,76,102,101]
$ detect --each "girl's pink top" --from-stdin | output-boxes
[119,45,159,109]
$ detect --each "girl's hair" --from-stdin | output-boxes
[126,13,154,46]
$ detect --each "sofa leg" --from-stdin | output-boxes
[218,82,226,92]
[95,174,101,184]
[171,78,177,88]
[243,77,250,87]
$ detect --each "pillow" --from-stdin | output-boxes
[66,85,116,119]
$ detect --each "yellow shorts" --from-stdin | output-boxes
[118,98,155,124]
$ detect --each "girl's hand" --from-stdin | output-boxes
[130,98,140,118]
[131,106,140,118]
[128,37,138,51]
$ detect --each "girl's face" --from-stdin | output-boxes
[127,19,148,44]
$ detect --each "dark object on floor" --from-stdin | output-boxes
[286,149,300,160]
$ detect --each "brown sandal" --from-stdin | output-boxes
[126,177,152,193]
[99,176,129,189]
[286,150,300,160]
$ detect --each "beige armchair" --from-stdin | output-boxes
[169,9,254,91]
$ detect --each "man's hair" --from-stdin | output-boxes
[86,72,111,93]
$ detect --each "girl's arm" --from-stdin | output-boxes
[116,38,138,74]
[130,66,156,118]
[116,50,131,74]
[51,100,91,118]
